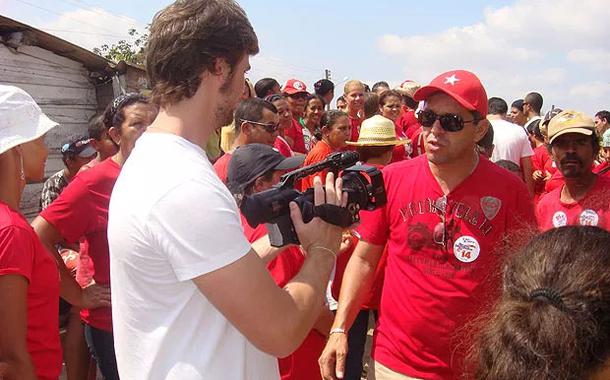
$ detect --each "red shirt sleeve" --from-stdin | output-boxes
[355,204,389,246]
[39,177,95,244]
[0,226,35,281]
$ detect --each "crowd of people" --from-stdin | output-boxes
[1,1,609,380]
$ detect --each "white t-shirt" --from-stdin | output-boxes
[490,118,534,166]
[108,132,279,380]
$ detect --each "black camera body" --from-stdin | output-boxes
[240,151,387,247]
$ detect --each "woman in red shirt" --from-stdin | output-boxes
[301,110,351,190]
[0,85,109,380]
[32,94,157,380]
[267,94,300,158]
[300,95,324,152]
[379,90,410,163]
[343,80,365,142]
[282,79,309,154]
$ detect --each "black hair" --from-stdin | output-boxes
[488,97,508,115]
[596,110,610,123]
[477,123,494,150]
[87,114,106,140]
[264,94,285,103]
[372,81,390,92]
[511,99,524,112]
[527,119,544,141]
[524,92,544,113]
[363,83,371,92]
[234,98,278,134]
[314,79,334,97]
[494,159,520,174]
[254,78,280,98]
[102,93,150,130]
[320,110,347,129]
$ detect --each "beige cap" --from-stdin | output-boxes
[394,80,421,98]
[346,115,408,147]
[548,110,595,144]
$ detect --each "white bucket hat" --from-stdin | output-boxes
[0,84,59,155]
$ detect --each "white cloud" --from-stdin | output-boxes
[38,8,146,52]
[377,0,610,115]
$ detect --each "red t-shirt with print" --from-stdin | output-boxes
[213,152,232,184]
[536,175,610,231]
[285,118,307,154]
[356,155,535,380]
[0,202,61,380]
[241,216,325,380]
[40,158,120,332]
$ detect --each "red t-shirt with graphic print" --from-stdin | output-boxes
[356,155,535,380]
[536,175,610,231]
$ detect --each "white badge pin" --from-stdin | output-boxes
[579,209,599,226]
[480,196,501,220]
[453,236,480,263]
[552,211,568,227]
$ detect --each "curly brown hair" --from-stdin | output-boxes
[471,226,610,380]
[146,0,259,107]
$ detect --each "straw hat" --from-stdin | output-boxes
[346,115,408,147]
[0,85,59,155]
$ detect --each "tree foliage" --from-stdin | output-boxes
[93,28,147,66]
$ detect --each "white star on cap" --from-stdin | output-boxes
[444,74,460,86]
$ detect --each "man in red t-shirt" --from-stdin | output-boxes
[536,110,610,231]
[214,98,280,183]
[282,79,310,154]
[228,143,332,380]
[320,70,536,380]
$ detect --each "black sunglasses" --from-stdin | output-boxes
[240,119,280,133]
[418,109,478,132]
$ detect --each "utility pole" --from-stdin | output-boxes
[325,69,331,81]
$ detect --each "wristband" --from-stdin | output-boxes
[306,245,337,259]
[329,328,346,335]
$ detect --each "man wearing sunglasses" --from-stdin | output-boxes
[214,97,280,183]
[320,70,536,380]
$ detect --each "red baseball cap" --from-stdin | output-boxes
[282,79,308,95]
[413,70,488,116]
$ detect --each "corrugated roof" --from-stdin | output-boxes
[0,14,113,72]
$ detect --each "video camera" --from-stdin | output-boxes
[240,151,387,247]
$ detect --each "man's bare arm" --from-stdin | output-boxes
[194,174,344,357]
[319,240,384,380]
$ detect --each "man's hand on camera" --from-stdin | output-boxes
[289,173,346,258]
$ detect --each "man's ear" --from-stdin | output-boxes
[211,57,230,77]
[240,121,252,136]
[474,118,489,142]
[108,126,121,146]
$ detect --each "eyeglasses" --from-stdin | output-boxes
[289,93,309,100]
[240,119,280,133]
[418,109,477,132]
[432,196,450,250]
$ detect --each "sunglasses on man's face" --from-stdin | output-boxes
[241,119,280,133]
[289,93,309,100]
[418,109,477,132]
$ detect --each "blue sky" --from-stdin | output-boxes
[2,0,609,115]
